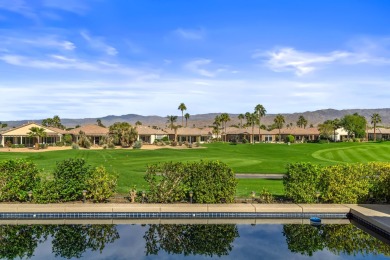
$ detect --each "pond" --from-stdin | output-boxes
[0,222,389,259]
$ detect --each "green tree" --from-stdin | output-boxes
[274,114,285,142]
[109,122,138,147]
[96,119,105,127]
[254,104,266,142]
[340,113,367,139]
[135,120,142,126]
[27,126,47,148]
[178,103,187,127]
[296,115,307,128]
[371,113,382,141]
[318,121,333,141]
[245,112,257,144]
[237,114,244,128]
[42,115,65,129]
[0,122,8,129]
[184,113,190,127]
[166,115,178,130]
[213,115,221,140]
[220,113,230,142]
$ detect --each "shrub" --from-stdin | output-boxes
[78,131,91,149]
[133,140,142,149]
[52,158,92,202]
[0,144,3,148]
[242,138,248,144]
[145,161,237,203]
[0,159,40,202]
[171,141,178,147]
[39,144,47,149]
[72,143,80,149]
[285,135,295,143]
[63,134,73,145]
[161,136,169,142]
[85,166,117,202]
[178,141,183,146]
[33,180,60,203]
[283,163,322,203]
[321,164,371,203]
[194,142,200,147]
[55,141,64,147]
[258,188,274,203]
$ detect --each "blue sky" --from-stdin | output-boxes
[1,0,390,120]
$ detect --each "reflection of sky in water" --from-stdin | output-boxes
[25,224,389,260]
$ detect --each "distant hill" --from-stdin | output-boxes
[2,108,390,129]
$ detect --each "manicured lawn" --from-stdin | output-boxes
[0,141,389,196]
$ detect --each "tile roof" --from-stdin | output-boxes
[68,124,109,135]
[137,126,166,135]
[367,128,390,134]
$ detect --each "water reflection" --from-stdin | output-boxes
[0,223,388,259]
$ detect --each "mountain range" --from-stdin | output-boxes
[3,108,390,129]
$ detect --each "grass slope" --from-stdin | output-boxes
[0,142,389,196]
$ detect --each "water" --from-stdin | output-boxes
[0,223,389,259]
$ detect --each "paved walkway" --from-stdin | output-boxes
[0,203,388,234]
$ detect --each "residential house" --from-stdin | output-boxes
[367,128,390,141]
[68,124,109,145]
[0,122,66,147]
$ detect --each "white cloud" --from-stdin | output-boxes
[184,59,218,77]
[0,0,36,19]
[0,54,157,78]
[42,0,89,15]
[80,31,118,56]
[0,35,76,51]
[184,59,226,77]
[174,28,204,40]
[257,47,351,76]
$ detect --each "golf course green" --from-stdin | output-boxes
[0,141,389,197]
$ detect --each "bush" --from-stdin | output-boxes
[133,140,142,149]
[283,162,390,204]
[321,164,371,203]
[85,166,117,202]
[72,143,80,149]
[0,144,3,148]
[78,131,91,149]
[39,144,47,149]
[63,134,73,145]
[52,158,92,202]
[0,159,40,202]
[258,188,274,203]
[33,180,60,203]
[55,141,64,147]
[242,138,248,144]
[161,136,169,142]
[283,163,322,203]
[171,141,178,147]
[178,141,183,146]
[194,142,200,147]
[145,161,237,203]
[285,135,295,143]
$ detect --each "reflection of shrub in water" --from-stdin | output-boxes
[144,224,239,257]
[0,224,119,260]
[0,225,48,260]
[283,224,390,257]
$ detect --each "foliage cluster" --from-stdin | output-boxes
[78,131,92,149]
[284,162,390,203]
[0,158,116,203]
[0,224,119,260]
[283,224,390,257]
[34,158,117,203]
[285,135,295,143]
[0,159,40,202]
[145,161,237,203]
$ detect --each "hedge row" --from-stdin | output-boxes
[0,158,117,203]
[283,162,390,203]
[145,161,237,203]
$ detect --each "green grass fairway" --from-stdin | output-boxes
[0,142,389,196]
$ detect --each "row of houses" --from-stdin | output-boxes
[0,122,389,147]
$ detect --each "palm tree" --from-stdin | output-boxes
[27,127,47,149]
[97,119,105,127]
[297,115,306,128]
[220,113,230,142]
[238,114,244,128]
[371,113,382,141]
[213,115,221,140]
[254,104,266,142]
[166,115,178,130]
[178,103,187,127]
[245,112,257,144]
[184,113,190,127]
[274,114,285,142]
